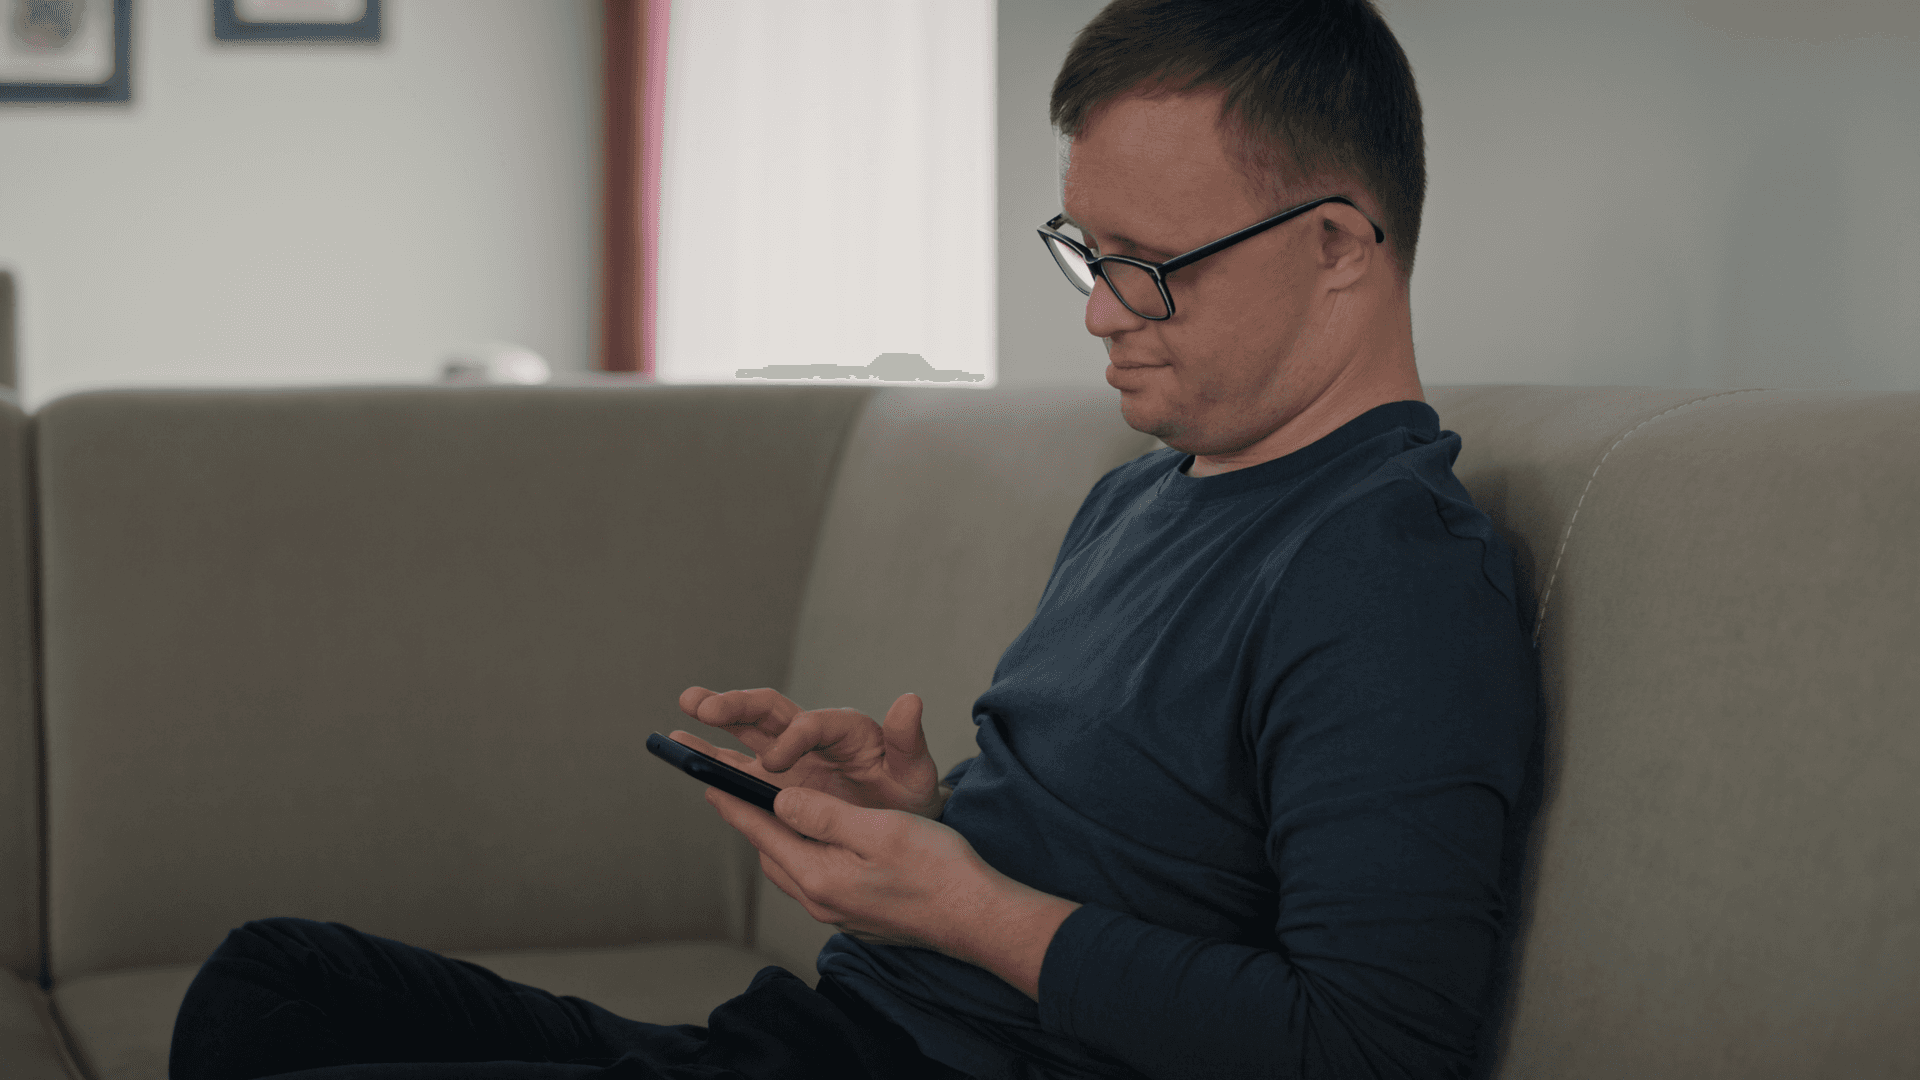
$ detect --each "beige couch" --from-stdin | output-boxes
[0,383,1913,1080]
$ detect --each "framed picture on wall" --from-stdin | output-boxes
[213,0,381,42]
[0,0,131,102]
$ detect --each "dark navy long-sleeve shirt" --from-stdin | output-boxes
[816,400,1541,1080]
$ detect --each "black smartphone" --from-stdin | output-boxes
[646,732,784,814]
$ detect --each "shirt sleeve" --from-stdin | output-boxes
[942,755,977,790]
[940,756,978,822]
[1035,481,1541,1080]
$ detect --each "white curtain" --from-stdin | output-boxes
[657,0,996,385]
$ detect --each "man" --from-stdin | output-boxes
[170,2,1537,1078]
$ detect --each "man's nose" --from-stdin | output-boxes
[1084,275,1143,340]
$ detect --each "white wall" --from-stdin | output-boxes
[996,0,1920,393]
[994,0,1110,392]
[0,0,599,409]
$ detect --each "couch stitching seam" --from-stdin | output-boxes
[1530,388,1768,647]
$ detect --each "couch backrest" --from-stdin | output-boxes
[0,396,36,984]
[21,380,1918,1075]
[34,385,869,981]
[757,387,1161,974]
[1432,386,1920,1080]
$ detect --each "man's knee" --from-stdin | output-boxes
[179,919,365,1049]
[206,916,346,970]
[174,918,360,1080]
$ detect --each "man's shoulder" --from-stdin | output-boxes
[1293,442,1521,613]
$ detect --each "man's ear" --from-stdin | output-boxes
[1313,204,1377,291]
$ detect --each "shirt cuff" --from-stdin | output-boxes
[1034,902,1132,1040]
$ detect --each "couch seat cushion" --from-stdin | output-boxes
[54,941,780,1080]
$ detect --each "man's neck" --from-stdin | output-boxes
[1182,281,1421,479]
[1185,368,1423,479]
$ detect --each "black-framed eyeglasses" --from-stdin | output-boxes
[1038,195,1385,321]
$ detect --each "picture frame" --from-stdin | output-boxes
[212,0,381,43]
[0,0,131,103]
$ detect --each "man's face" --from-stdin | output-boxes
[1061,88,1344,456]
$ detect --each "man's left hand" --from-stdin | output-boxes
[703,785,1081,998]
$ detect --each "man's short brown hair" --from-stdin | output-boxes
[1051,0,1426,276]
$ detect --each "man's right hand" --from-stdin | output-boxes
[672,686,951,819]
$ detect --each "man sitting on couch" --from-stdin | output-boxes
[169,1,1538,1078]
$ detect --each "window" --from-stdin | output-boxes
[650,0,996,386]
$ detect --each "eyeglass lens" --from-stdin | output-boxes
[1042,234,1169,319]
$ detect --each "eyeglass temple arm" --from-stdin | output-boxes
[1158,196,1383,275]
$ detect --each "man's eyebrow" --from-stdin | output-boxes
[1059,212,1180,260]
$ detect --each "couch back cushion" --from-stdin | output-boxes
[1434,386,1920,1079]
[0,397,35,983]
[757,387,1160,973]
[36,386,869,980]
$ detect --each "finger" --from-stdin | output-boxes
[757,850,844,926]
[765,708,880,773]
[762,709,833,772]
[706,784,840,858]
[693,688,802,745]
[773,786,866,850]
[757,709,815,773]
[708,788,856,908]
[705,785,786,847]
[880,693,938,783]
[677,686,717,720]
[667,730,772,780]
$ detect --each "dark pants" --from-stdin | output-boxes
[169,918,973,1080]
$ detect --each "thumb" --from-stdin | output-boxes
[774,786,847,845]
[882,693,935,771]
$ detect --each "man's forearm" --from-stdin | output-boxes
[923,776,1076,999]
[950,878,1082,1002]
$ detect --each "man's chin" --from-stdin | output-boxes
[1115,394,1188,446]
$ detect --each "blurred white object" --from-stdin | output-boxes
[656,0,995,386]
[236,0,368,23]
[440,343,551,385]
